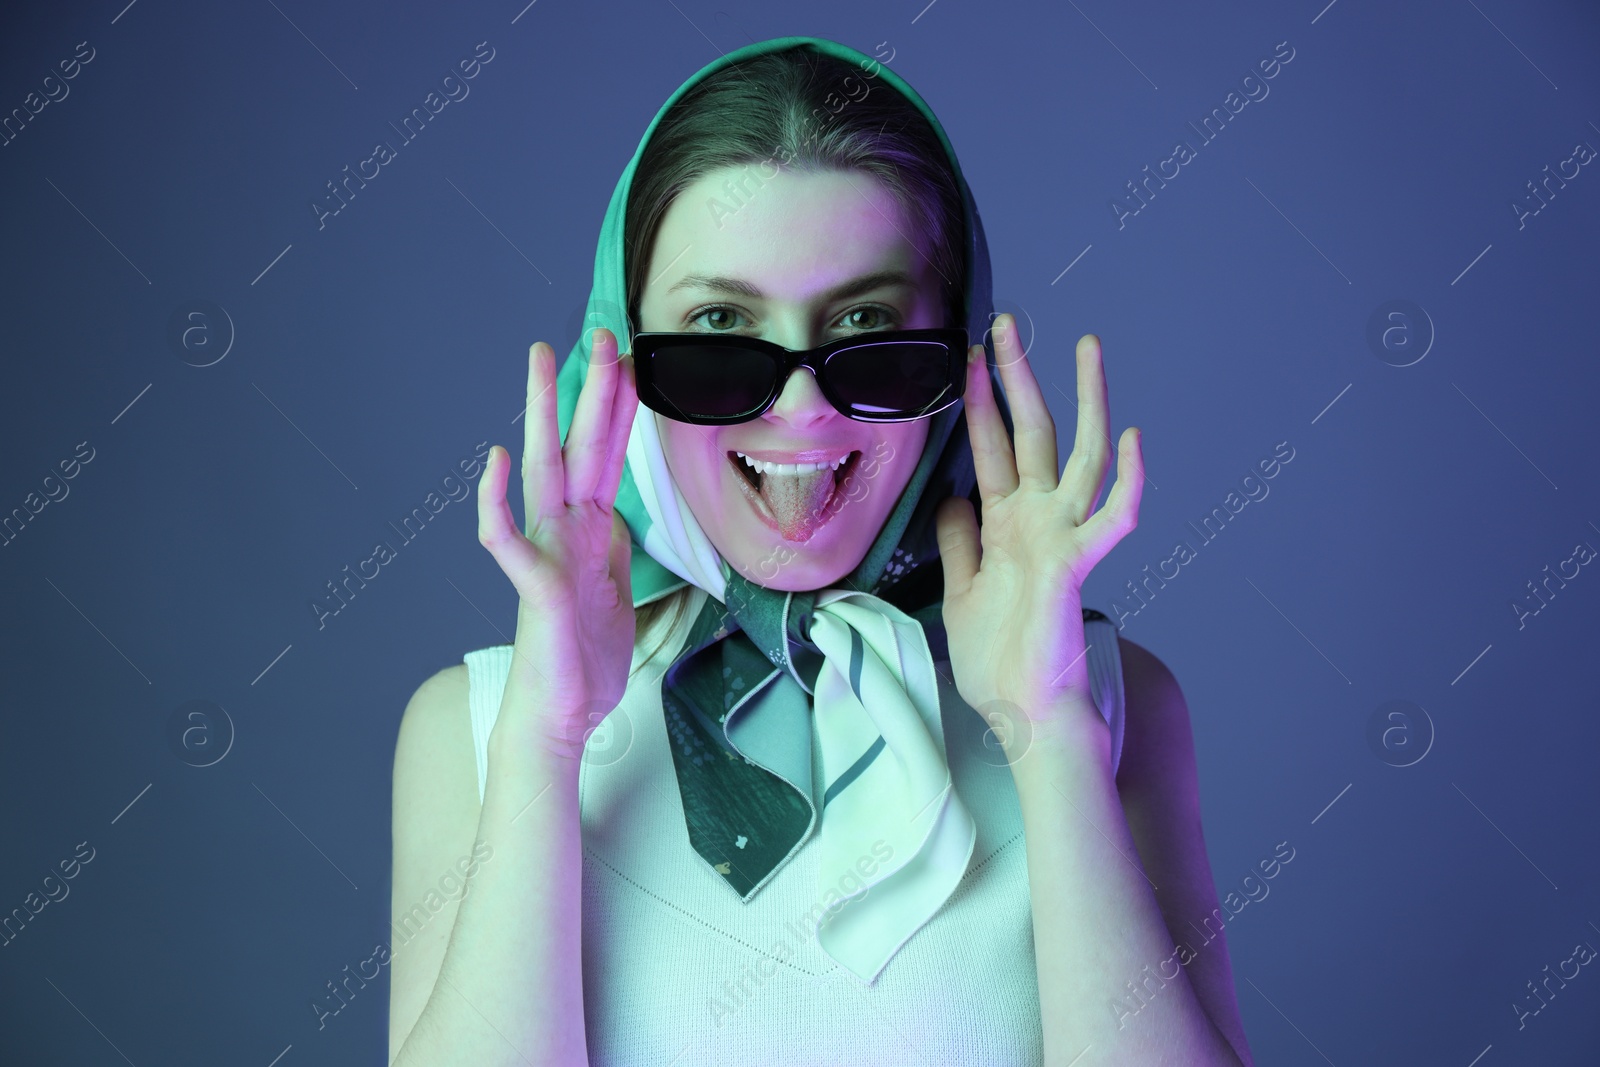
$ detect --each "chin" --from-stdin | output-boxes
[732,552,857,591]
[716,513,873,586]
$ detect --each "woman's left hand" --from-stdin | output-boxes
[934,313,1144,754]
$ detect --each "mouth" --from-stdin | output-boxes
[726,450,859,492]
[725,449,862,538]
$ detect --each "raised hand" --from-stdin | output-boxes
[934,313,1144,749]
[476,327,640,760]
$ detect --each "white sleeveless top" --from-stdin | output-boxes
[462,587,1126,1066]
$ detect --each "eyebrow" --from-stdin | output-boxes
[664,268,917,305]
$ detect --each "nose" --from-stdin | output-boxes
[764,360,836,427]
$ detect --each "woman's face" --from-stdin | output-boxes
[636,164,947,592]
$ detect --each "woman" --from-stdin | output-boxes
[389,36,1253,1067]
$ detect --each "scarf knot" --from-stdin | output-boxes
[723,567,827,695]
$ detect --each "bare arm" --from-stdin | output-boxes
[387,664,476,1061]
[389,662,588,1067]
[1113,637,1253,1066]
[1005,670,1245,1066]
[390,327,640,1066]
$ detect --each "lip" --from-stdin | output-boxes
[731,447,857,464]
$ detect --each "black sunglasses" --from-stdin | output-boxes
[629,327,970,426]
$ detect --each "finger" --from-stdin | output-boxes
[478,445,537,573]
[964,340,1018,504]
[934,496,980,600]
[597,350,639,509]
[1059,333,1112,524]
[564,327,621,504]
[990,314,1058,491]
[523,343,565,527]
[1076,426,1144,566]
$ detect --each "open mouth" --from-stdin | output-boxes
[726,450,860,492]
[724,449,863,540]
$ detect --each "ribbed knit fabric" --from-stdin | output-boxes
[462,589,1126,1066]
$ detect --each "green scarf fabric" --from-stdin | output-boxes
[553,36,1016,984]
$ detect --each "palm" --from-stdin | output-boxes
[935,317,1144,738]
[942,483,1088,716]
[512,501,636,722]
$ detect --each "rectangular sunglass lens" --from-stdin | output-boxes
[823,338,955,415]
[651,342,775,419]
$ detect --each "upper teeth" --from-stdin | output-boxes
[735,451,851,476]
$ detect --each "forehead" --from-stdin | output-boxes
[647,165,935,302]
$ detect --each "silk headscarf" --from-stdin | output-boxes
[553,36,1017,985]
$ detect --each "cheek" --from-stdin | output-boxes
[846,427,927,523]
[878,426,930,488]
[660,423,732,523]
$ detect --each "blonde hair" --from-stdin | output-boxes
[628,585,699,682]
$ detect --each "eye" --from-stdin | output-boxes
[684,303,901,333]
[685,304,748,331]
[836,305,898,331]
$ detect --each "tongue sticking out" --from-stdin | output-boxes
[758,467,839,542]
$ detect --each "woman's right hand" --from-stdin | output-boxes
[476,326,639,761]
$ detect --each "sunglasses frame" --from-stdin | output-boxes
[628,326,970,426]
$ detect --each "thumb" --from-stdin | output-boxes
[608,508,634,607]
[935,496,979,599]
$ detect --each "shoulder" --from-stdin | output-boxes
[392,663,475,803]
[1116,634,1183,707]
[398,664,470,740]
[416,661,469,701]
[1112,635,1191,791]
